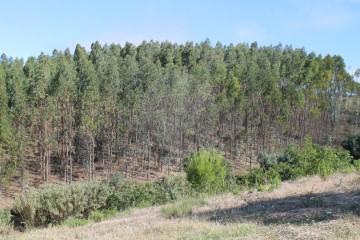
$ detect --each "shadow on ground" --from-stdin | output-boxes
[195,191,360,225]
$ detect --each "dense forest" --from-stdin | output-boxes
[0,40,359,186]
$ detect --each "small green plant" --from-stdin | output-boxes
[62,217,91,227]
[161,197,207,218]
[0,209,12,235]
[185,149,232,192]
[354,159,360,171]
[89,208,117,222]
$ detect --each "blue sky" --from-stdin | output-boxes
[1,0,359,75]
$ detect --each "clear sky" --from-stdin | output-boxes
[1,0,359,75]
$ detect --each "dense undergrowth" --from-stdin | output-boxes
[1,137,360,235]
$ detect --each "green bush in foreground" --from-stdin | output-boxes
[185,149,232,192]
[239,138,354,191]
[237,167,281,191]
[275,138,353,180]
[12,181,111,228]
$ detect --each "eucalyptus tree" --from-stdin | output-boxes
[74,44,100,180]
[94,43,122,176]
[51,49,77,183]
[0,56,16,182]
[24,53,56,182]
[3,58,28,187]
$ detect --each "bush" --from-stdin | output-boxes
[257,152,281,170]
[12,181,111,228]
[0,209,12,235]
[274,138,353,180]
[238,138,354,191]
[106,179,171,211]
[185,149,232,192]
[237,167,281,191]
[160,174,192,200]
[342,135,360,160]
[354,159,360,171]
[89,208,117,222]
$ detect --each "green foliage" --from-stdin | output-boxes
[106,180,169,210]
[237,167,281,191]
[238,139,354,191]
[257,152,281,170]
[89,208,118,222]
[12,181,111,228]
[160,175,192,200]
[0,209,12,235]
[275,138,353,180]
[354,159,360,171]
[185,149,232,192]
[62,217,91,227]
[342,135,360,160]
[161,197,207,219]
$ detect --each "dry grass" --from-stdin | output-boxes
[7,172,360,240]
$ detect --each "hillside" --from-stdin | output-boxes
[1,41,360,193]
[8,172,360,240]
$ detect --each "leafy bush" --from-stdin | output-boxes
[12,181,111,228]
[106,178,171,211]
[342,135,360,160]
[185,149,232,192]
[354,159,360,171]
[257,152,281,170]
[89,208,117,222]
[273,138,353,180]
[0,209,12,235]
[160,174,192,200]
[238,138,354,191]
[237,167,281,191]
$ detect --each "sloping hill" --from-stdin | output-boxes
[9,172,360,240]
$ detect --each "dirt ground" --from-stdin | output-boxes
[7,172,360,240]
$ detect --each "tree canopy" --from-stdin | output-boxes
[0,40,359,184]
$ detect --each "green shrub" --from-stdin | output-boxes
[0,209,12,235]
[237,167,281,191]
[89,208,117,222]
[274,138,353,180]
[12,181,111,228]
[160,175,192,200]
[342,135,360,160]
[161,197,207,218]
[354,159,360,171]
[257,152,281,170]
[62,217,91,227]
[106,180,171,210]
[185,149,232,192]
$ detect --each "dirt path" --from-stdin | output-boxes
[8,172,360,240]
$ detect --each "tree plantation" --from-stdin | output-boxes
[0,40,359,187]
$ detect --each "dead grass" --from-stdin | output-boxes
[5,172,360,240]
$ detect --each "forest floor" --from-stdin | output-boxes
[7,172,360,240]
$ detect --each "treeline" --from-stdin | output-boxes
[0,40,359,184]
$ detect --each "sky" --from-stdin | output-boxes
[1,0,359,76]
